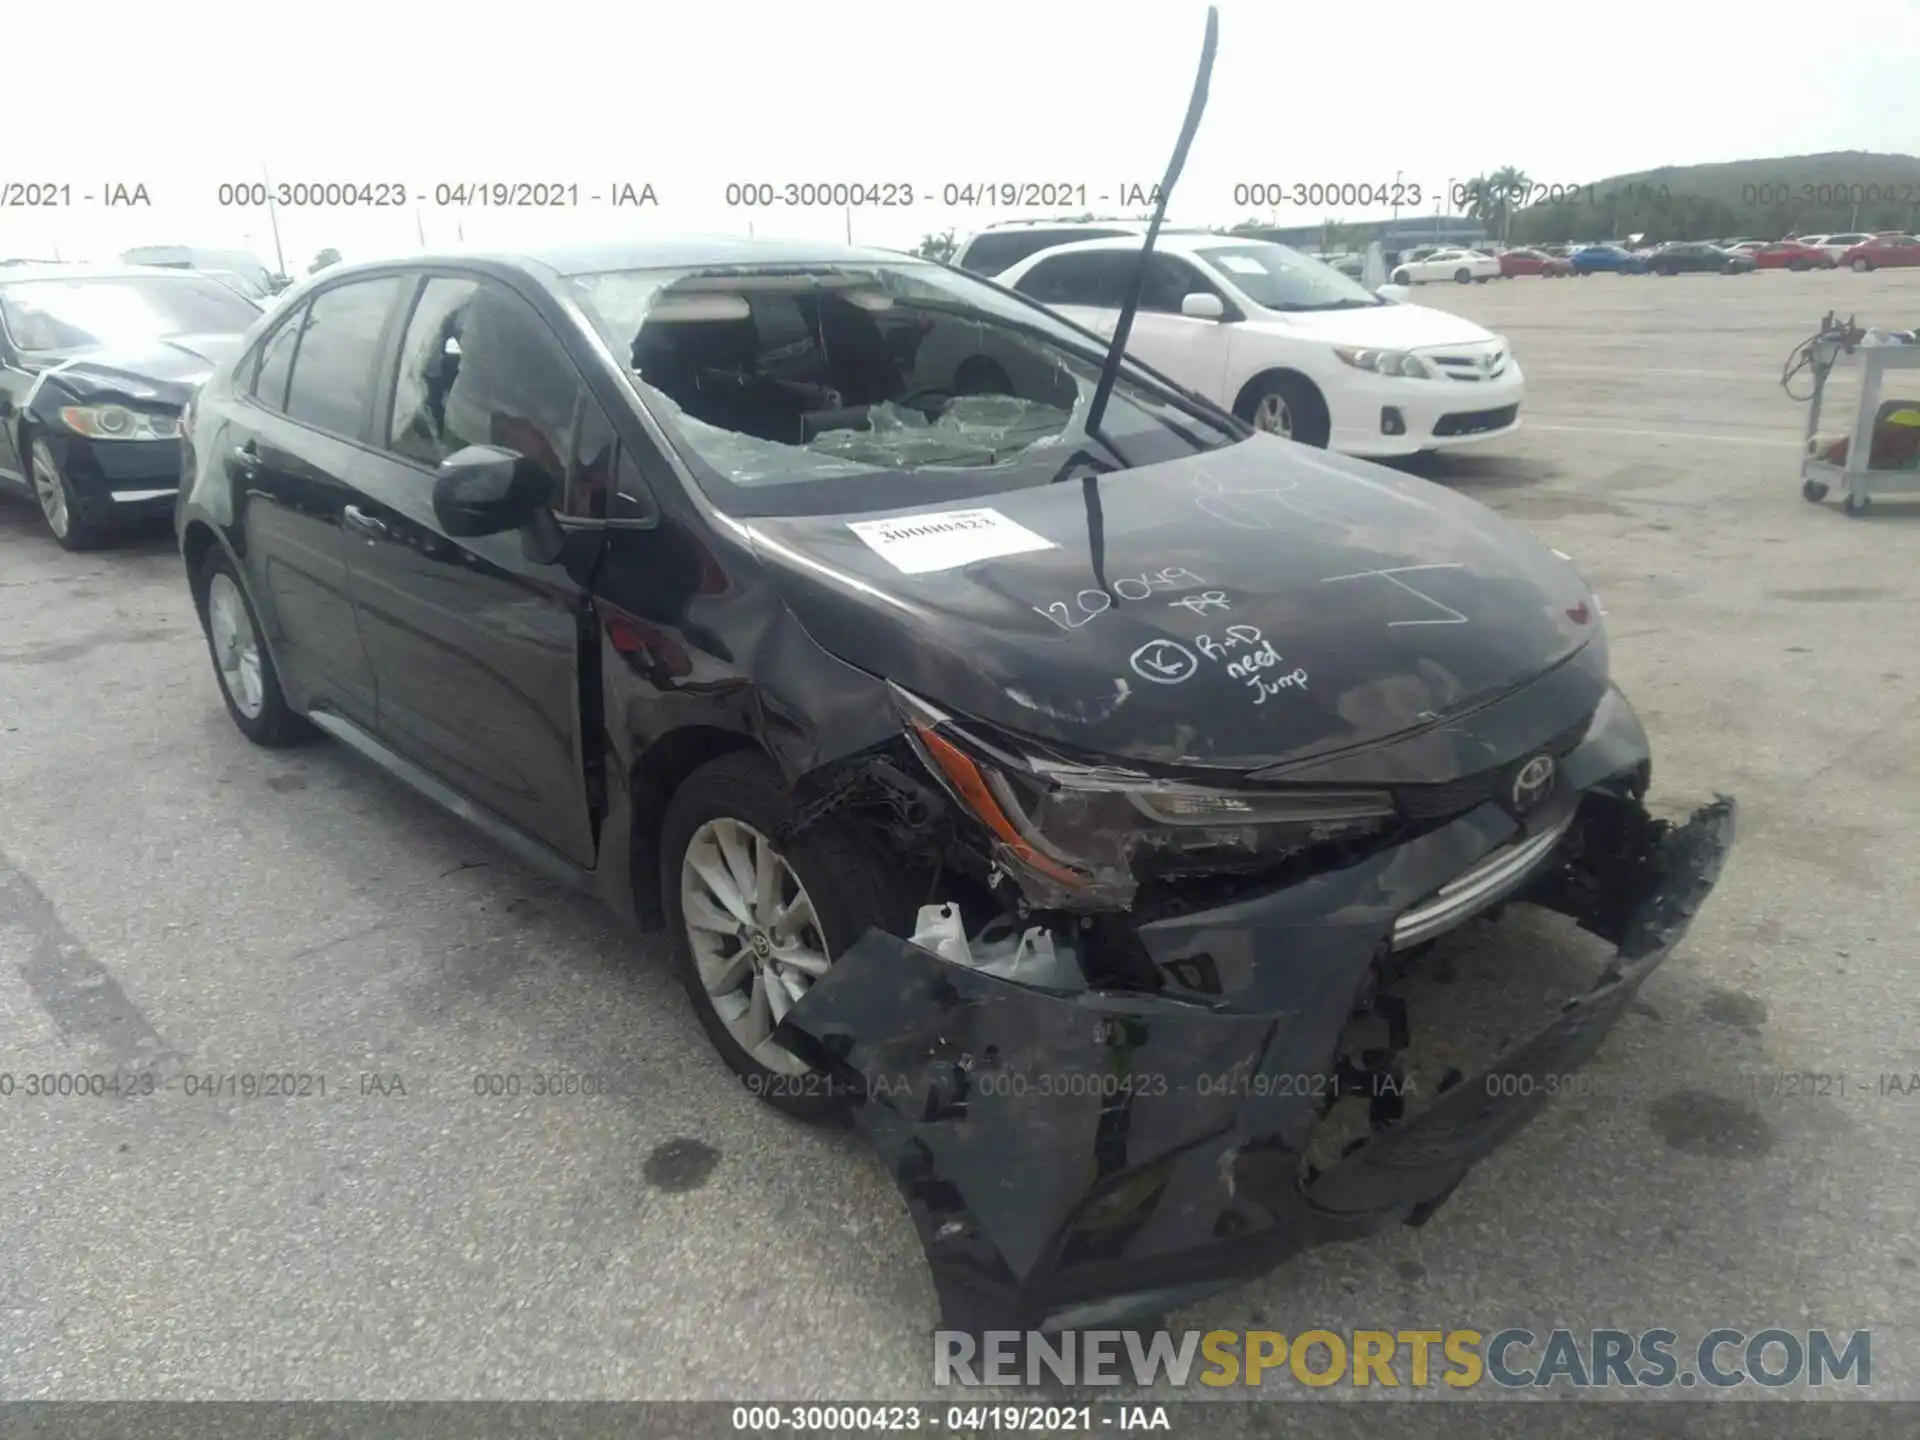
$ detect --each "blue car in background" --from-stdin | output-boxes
[1569,244,1648,275]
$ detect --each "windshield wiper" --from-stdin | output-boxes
[1083,8,1218,446]
[1076,6,1218,604]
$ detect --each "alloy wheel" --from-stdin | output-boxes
[680,818,832,1075]
[30,442,69,539]
[1252,392,1292,439]
[206,573,266,719]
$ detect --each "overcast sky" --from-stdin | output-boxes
[7,0,1916,270]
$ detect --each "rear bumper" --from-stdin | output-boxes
[780,708,1736,1333]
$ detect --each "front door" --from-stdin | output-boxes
[1123,254,1232,399]
[342,274,604,865]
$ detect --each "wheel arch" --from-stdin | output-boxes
[627,724,767,928]
[1232,366,1328,423]
[181,518,224,607]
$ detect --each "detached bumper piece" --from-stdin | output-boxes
[778,792,1736,1334]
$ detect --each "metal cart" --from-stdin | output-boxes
[1799,334,1920,517]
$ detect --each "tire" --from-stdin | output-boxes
[1852,258,1872,272]
[1454,268,1472,283]
[660,750,914,1121]
[1391,269,1411,285]
[29,438,107,551]
[194,547,317,746]
[1802,478,1829,502]
[1236,372,1329,449]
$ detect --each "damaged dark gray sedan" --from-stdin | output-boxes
[176,237,1735,1337]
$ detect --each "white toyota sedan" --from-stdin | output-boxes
[995,233,1523,457]
[1389,248,1503,285]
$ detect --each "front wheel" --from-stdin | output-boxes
[1237,373,1329,449]
[1852,258,1873,272]
[661,751,913,1121]
[1391,269,1411,285]
[30,439,106,551]
[1454,268,1472,283]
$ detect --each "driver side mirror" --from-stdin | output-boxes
[432,444,556,538]
[1375,284,1412,304]
[1180,292,1226,320]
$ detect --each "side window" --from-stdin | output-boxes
[283,277,403,438]
[250,304,306,413]
[390,278,590,512]
[389,276,481,467]
[1139,256,1219,314]
[1015,253,1118,308]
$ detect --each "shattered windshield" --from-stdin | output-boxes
[565,259,1241,517]
[1193,242,1385,312]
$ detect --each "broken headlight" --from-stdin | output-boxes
[895,686,1395,905]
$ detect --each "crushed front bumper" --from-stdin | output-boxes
[779,772,1736,1333]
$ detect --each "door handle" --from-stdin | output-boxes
[342,504,389,542]
[230,443,262,476]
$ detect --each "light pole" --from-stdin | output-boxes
[261,161,286,278]
[1391,169,1403,224]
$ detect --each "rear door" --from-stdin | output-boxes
[341,272,607,865]
[221,277,403,724]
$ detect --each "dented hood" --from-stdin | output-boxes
[31,333,244,407]
[746,435,1599,771]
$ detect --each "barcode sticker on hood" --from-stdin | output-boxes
[846,508,1056,575]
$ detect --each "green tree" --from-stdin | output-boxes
[308,247,342,274]
[1487,165,1531,243]
[911,229,958,263]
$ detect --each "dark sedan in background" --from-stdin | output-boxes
[0,265,261,549]
[1644,243,1756,276]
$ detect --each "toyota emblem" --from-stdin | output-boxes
[1511,754,1556,812]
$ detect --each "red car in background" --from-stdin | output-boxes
[1838,235,1920,271]
[1752,240,1837,271]
[1499,246,1574,277]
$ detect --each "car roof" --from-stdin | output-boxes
[996,231,1278,269]
[0,262,220,284]
[444,235,923,278]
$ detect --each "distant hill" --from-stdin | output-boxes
[1509,151,1920,244]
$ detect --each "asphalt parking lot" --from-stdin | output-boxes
[3,265,1919,1409]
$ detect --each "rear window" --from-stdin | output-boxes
[956,229,1127,276]
[282,276,402,438]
